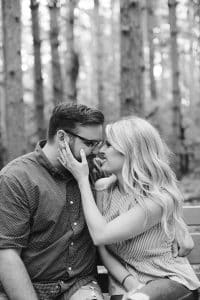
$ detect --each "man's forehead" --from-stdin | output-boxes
[77,125,103,139]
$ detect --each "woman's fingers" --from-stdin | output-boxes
[63,140,74,160]
[80,149,87,163]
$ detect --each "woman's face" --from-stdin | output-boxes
[100,139,125,175]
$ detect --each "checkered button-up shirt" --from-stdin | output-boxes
[0,141,97,298]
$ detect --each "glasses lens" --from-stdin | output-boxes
[84,140,96,147]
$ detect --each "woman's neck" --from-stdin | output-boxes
[116,173,126,194]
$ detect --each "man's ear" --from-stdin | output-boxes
[57,130,69,147]
[57,130,64,140]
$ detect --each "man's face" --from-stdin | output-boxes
[68,125,103,160]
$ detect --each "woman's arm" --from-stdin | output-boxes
[58,146,162,246]
[98,246,141,291]
[78,177,162,245]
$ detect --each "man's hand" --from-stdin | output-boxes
[173,222,194,257]
[172,235,194,257]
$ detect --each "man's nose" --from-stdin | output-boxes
[91,147,100,155]
[99,144,106,153]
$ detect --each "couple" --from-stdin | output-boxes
[0,103,199,300]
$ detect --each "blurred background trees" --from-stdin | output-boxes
[0,0,200,200]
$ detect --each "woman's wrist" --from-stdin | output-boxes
[121,274,141,292]
[121,274,133,286]
[78,176,90,188]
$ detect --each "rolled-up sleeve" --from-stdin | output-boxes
[0,175,30,249]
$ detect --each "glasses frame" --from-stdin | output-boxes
[63,129,103,148]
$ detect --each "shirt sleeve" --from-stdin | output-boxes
[0,174,31,249]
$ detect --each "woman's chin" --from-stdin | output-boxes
[101,164,111,174]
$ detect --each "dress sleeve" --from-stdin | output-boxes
[0,174,31,249]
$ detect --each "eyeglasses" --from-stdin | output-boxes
[63,129,103,148]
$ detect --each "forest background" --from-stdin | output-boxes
[0,0,200,203]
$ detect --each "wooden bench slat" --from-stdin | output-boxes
[183,206,200,225]
[188,233,200,264]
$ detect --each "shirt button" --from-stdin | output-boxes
[74,222,77,226]
[70,201,74,204]
[68,266,72,271]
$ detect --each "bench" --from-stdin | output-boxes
[97,205,200,299]
[183,205,200,299]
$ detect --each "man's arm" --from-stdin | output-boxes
[173,218,194,257]
[0,248,38,300]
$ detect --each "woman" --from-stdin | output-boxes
[58,116,200,300]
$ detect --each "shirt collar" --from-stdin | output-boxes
[35,140,74,181]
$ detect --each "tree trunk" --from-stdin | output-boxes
[30,0,46,140]
[120,0,145,117]
[146,0,157,100]
[65,0,78,102]
[110,0,120,121]
[168,0,183,177]
[48,0,64,105]
[2,0,25,162]
[93,0,104,112]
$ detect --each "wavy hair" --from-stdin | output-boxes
[106,116,186,239]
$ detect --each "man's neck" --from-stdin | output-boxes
[42,142,59,169]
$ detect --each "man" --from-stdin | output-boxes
[0,103,105,300]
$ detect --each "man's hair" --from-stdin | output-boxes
[47,103,104,141]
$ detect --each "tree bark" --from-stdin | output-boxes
[30,0,46,140]
[110,0,120,120]
[48,0,64,105]
[93,0,104,112]
[146,0,157,100]
[2,0,25,162]
[120,0,145,117]
[168,0,183,177]
[65,0,78,102]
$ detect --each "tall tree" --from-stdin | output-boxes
[30,0,46,140]
[93,0,104,111]
[65,0,79,101]
[168,0,185,176]
[120,0,145,117]
[48,0,64,105]
[111,0,120,115]
[2,0,25,162]
[146,0,157,100]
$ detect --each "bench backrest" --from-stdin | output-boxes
[183,205,200,280]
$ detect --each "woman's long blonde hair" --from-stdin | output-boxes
[106,116,185,239]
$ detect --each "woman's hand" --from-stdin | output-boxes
[122,283,145,300]
[58,141,89,182]
[95,174,117,191]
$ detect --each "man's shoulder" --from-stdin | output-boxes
[0,151,36,179]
